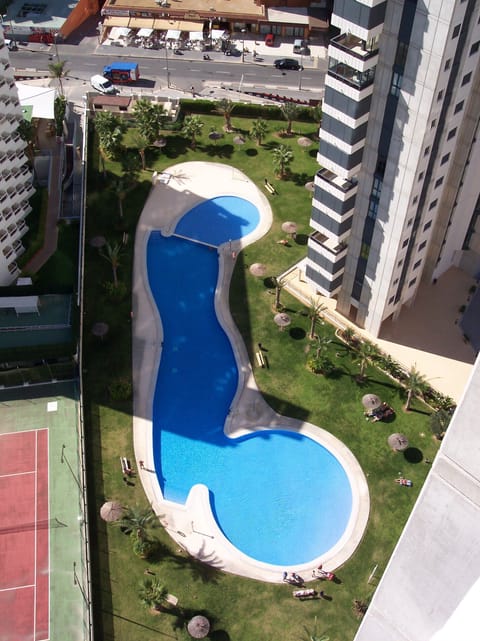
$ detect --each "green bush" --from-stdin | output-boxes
[131,534,153,559]
[103,280,128,302]
[108,376,132,401]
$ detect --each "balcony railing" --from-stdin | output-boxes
[331,33,379,61]
[328,58,375,90]
[310,231,348,257]
[317,168,357,193]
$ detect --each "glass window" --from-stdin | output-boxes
[423,220,432,231]
[402,238,409,248]
[454,100,464,113]
[429,199,438,210]
[409,277,417,287]
[413,260,422,270]
[434,176,444,188]
[470,41,480,55]
[424,146,430,156]
[437,89,444,101]
[462,72,472,85]
[441,153,450,165]
[444,59,451,70]
[447,127,457,140]
[388,296,395,304]
[452,24,461,39]
[418,240,427,250]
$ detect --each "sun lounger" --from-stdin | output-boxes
[120,457,133,475]
[293,588,317,599]
[255,351,266,368]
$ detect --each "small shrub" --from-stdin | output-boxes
[352,599,368,619]
[132,533,153,559]
[103,280,127,302]
[108,377,132,401]
[307,356,335,377]
[430,408,452,440]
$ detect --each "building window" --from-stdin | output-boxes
[412,195,418,204]
[471,41,480,55]
[435,176,444,188]
[418,240,427,251]
[372,176,382,198]
[452,24,461,39]
[429,199,438,210]
[391,71,403,97]
[441,153,450,165]
[431,119,437,128]
[407,218,413,227]
[360,242,370,260]
[462,72,472,85]
[418,172,424,181]
[444,59,451,70]
[393,278,399,285]
[402,238,409,248]
[454,100,464,113]
[367,199,378,220]
[409,278,417,287]
[413,260,422,270]
[447,127,457,140]
[424,220,432,231]
[437,89,444,101]
[424,146,430,156]
[388,296,395,304]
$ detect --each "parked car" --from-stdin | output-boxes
[90,75,116,94]
[265,33,275,46]
[293,39,311,55]
[274,58,303,71]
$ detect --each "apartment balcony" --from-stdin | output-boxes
[331,33,379,61]
[309,231,348,260]
[328,58,376,91]
[7,261,20,277]
[317,168,358,196]
[0,229,7,242]
[3,245,13,260]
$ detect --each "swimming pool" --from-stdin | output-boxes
[147,196,353,566]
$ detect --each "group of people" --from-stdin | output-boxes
[312,565,336,581]
[283,571,304,586]
[366,402,395,422]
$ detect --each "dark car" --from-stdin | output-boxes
[274,58,303,71]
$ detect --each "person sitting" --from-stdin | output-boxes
[313,565,335,580]
[395,478,413,487]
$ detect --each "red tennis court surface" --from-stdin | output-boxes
[0,429,49,641]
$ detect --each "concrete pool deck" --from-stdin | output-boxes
[131,161,369,582]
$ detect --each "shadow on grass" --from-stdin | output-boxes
[289,327,306,340]
[262,391,310,422]
[403,447,424,464]
[107,610,176,637]
[204,143,234,158]
[245,148,258,157]
[210,630,231,641]
[168,547,224,584]
[294,233,308,246]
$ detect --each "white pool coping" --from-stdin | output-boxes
[132,161,370,582]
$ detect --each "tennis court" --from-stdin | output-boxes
[0,429,49,641]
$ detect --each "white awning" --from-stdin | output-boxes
[109,26,131,39]
[189,31,204,41]
[267,7,309,25]
[211,29,226,39]
[137,28,153,37]
[166,29,181,40]
[16,83,55,119]
[0,296,39,314]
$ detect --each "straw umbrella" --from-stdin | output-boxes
[388,433,409,451]
[92,322,109,340]
[297,136,313,150]
[89,235,106,249]
[187,615,210,638]
[249,262,267,277]
[233,135,245,145]
[281,221,297,238]
[362,393,382,411]
[304,181,315,192]
[208,131,222,144]
[274,312,291,331]
[100,501,123,522]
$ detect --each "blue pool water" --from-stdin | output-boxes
[147,197,352,566]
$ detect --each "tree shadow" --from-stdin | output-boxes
[168,547,223,584]
[289,327,306,340]
[161,135,190,158]
[290,171,313,186]
[245,148,258,157]
[204,144,234,158]
[210,630,231,641]
[294,234,308,246]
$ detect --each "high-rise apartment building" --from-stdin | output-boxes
[305,0,480,337]
[0,29,34,285]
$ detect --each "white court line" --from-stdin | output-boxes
[0,470,36,479]
[0,428,44,437]
[0,583,36,592]
[33,429,38,641]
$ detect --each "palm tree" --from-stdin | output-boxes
[314,334,332,359]
[133,99,166,145]
[272,144,293,179]
[100,241,124,288]
[138,576,168,612]
[94,111,125,160]
[405,364,428,411]
[250,118,268,146]
[112,178,127,219]
[301,616,329,641]
[280,102,300,136]
[216,98,235,131]
[307,297,327,340]
[17,119,36,166]
[273,275,287,311]
[355,340,379,379]
[182,115,203,149]
[115,505,158,539]
[129,130,149,170]
[48,60,69,96]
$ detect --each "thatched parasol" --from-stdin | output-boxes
[249,262,267,277]
[362,394,382,410]
[208,131,222,142]
[297,136,313,148]
[92,322,109,339]
[304,181,315,192]
[187,615,210,638]
[100,500,123,522]
[233,135,245,145]
[274,312,291,331]
[281,221,297,237]
[388,433,409,451]
[89,235,106,249]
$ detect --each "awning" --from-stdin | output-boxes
[109,26,131,39]
[103,16,129,28]
[128,17,154,29]
[166,29,181,40]
[137,28,153,37]
[153,18,204,32]
[189,31,204,41]
[211,29,225,39]
[267,7,309,25]
[16,82,55,119]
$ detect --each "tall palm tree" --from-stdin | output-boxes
[405,365,428,411]
[250,118,268,146]
[315,334,332,359]
[355,340,379,379]
[94,111,125,160]
[138,576,168,612]
[100,241,124,288]
[182,115,203,149]
[272,144,293,179]
[273,275,287,311]
[216,98,235,131]
[17,119,36,166]
[129,130,149,170]
[307,297,327,340]
[133,99,166,145]
[280,101,300,136]
[301,616,329,641]
[112,178,127,219]
[48,60,69,96]
[115,505,158,539]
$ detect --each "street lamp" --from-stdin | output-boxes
[241,28,246,63]
[298,52,304,91]
[165,44,171,88]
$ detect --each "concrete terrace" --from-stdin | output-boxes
[131,161,370,582]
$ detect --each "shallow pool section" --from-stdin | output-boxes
[148,231,353,566]
[174,196,260,245]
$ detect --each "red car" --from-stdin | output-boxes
[265,33,275,46]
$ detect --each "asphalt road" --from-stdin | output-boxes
[10,38,326,104]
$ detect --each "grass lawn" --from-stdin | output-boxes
[83,110,440,641]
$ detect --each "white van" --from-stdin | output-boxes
[90,75,116,94]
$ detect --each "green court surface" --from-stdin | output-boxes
[0,382,90,641]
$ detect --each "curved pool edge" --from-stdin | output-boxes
[132,161,370,583]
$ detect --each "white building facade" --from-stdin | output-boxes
[0,29,34,285]
[305,0,480,336]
